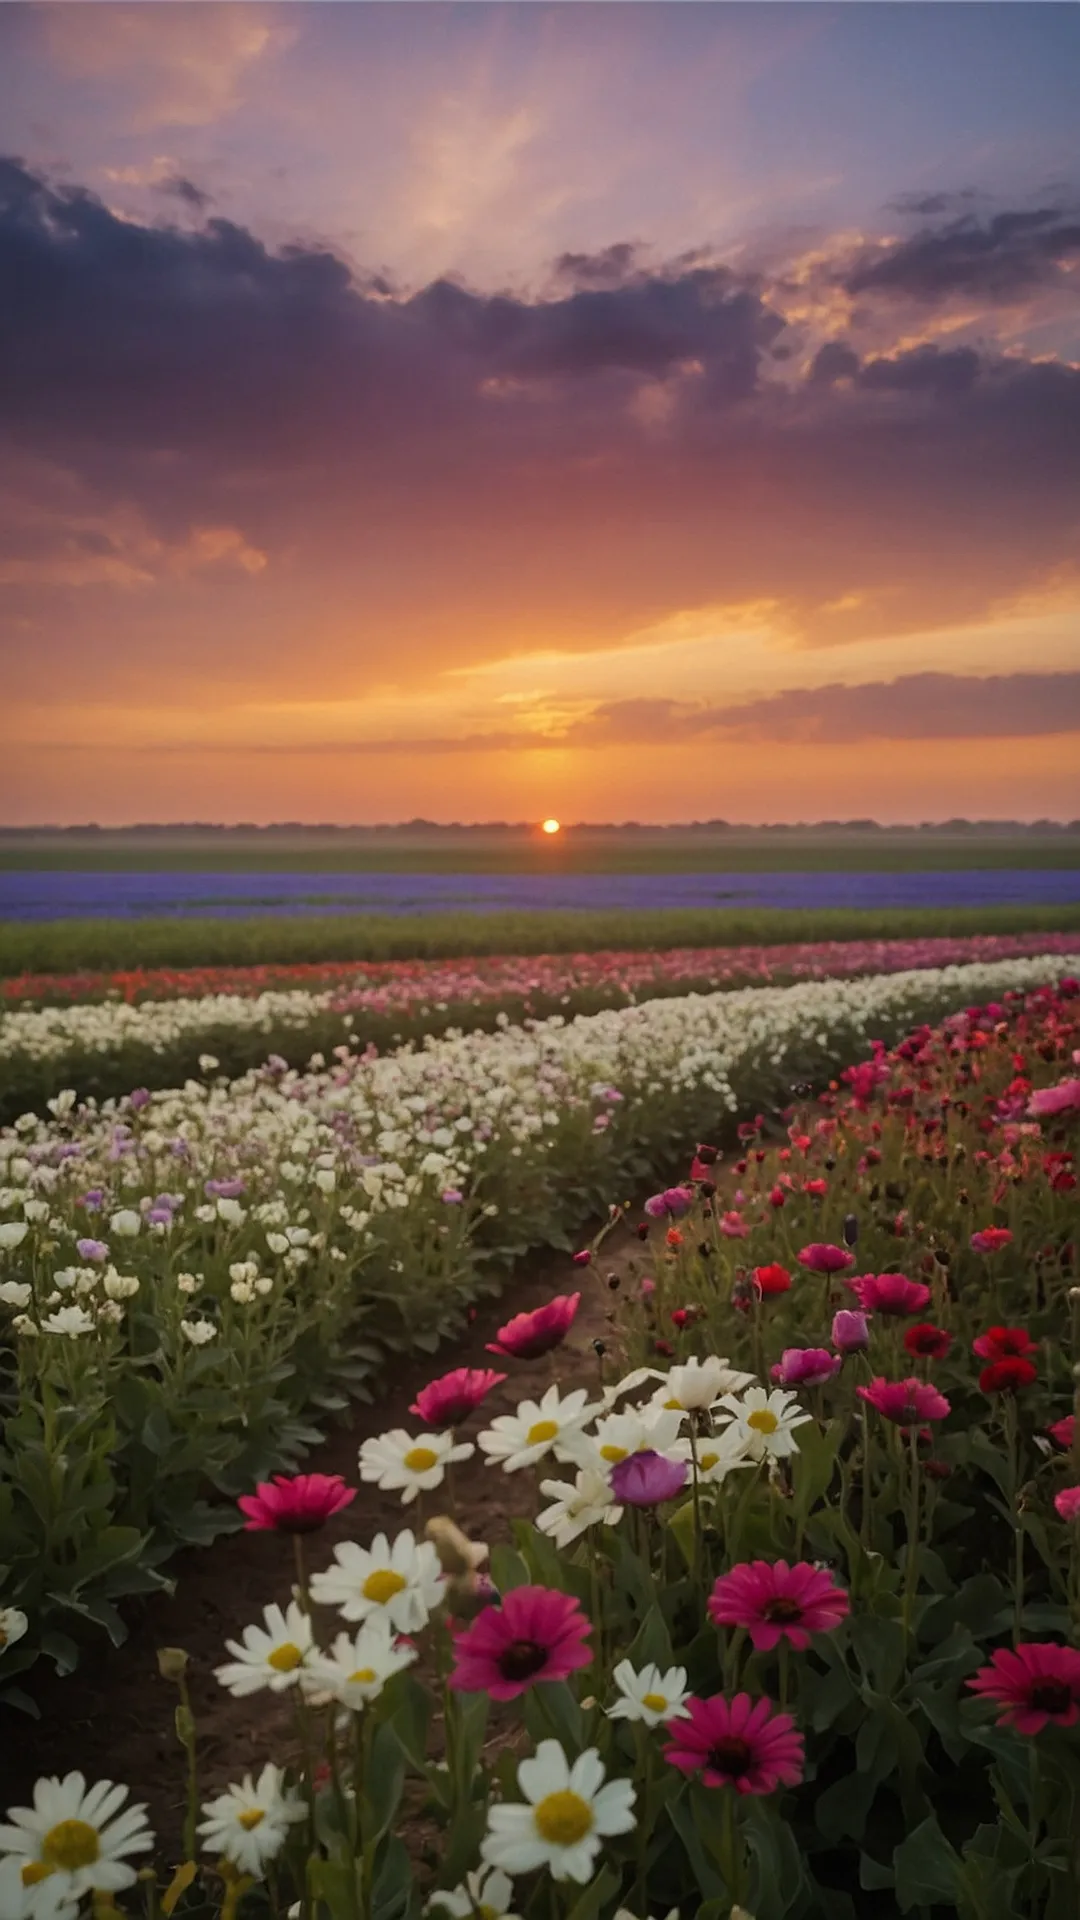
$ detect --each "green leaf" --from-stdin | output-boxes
[893,1814,963,1912]
[365,1723,407,1844]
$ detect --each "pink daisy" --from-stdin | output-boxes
[845,1273,932,1316]
[236,1472,356,1534]
[857,1377,950,1425]
[798,1243,854,1274]
[966,1642,1080,1734]
[410,1367,506,1427]
[708,1561,850,1652]
[486,1294,580,1360]
[664,1692,805,1794]
[448,1585,592,1700]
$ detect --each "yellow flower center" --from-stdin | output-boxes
[700,1451,719,1471]
[747,1409,779,1434]
[237,1810,265,1831]
[599,1443,627,1463]
[533,1789,594,1847]
[403,1446,439,1472]
[478,1907,498,1920]
[22,1864,54,1887]
[40,1819,101,1872]
[663,1397,685,1411]
[348,1666,378,1685]
[268,1641,304,1672]
[641,1692,668,1713]
[362,1568,407,1605]
[526,1420,559,1446]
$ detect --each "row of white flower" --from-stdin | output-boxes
[0,987,341,1064]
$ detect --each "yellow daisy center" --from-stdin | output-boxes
[533,1789,594,1847]
[700,1451,719,1471]
[599,1443,627,1463]
[41,1819,100,1872]
[363,1568,407,1605]
[22,1864,55,1887]
[526,1420,559,1446]
[663,1397,685,1411]
[747,1409,779,1434]
[348,1666,378,1684]
[403,1446,439,1473]
[478,1907,498,1920]
[237,1810,265,1831]
[268,1641,304,1672]
[641,1691,668,1713]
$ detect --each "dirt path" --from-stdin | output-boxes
[0,1226,652,1855]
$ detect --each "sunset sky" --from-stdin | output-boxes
[1,1,1079,825]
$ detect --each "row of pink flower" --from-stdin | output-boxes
[8,930,1080,1011]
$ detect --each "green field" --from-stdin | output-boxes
[4,901,1080,975]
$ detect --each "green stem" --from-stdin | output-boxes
[901,1424,921,1649]
[293,1533,310,1613]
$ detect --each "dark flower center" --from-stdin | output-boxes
[1028,1681,1072,1715]
[498,1638,549,1681]
[762,1598,804,1624]
[706,1737,753,1778]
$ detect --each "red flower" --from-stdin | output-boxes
[845,1273,932,1316]
[410,1367,506,1427]
[486,1293,580,1360]
[803,1178,829,1198]
[972,1325,1035,1360]
[857,1377,950,1425]
[904,1324,952,1360]
[969,1227,1013,1254]
[979,1357,1038,1394]
[967,1642,1080,1734]
[663,1692,804,1794]
[1048,1414,1075,1450]
[237,1473,356,1534]
[708,1560,849,1651]
[448,1585,592,1700]
[753,1263,792,1297]
[768,1186,786,1208]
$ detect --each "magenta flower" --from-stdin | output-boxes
[448,1585,592,1700]
[770,1348,842,1388]
[845,1273,932,1316]
[1054,1486,1080,1522]
[410,1366,506,1427]
[708,1560,850,1651]
[486,1293,580,1360]
[663,1692,804,1794]
[643,1186,695,1220]
[719,1211,749,1238]
[798,1243,854,1274]
[969,1227,1013,1254]
[1028,1078,1080,1119]
[832,1309,870,1352]
[609,1450,688,1507]
[237,1472,357,1534]
[1049,1414,1075,1450]
[967,1642,1080,1734]
[857,1377,950,1425]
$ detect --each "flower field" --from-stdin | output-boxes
[1,954,1079,1920]
[3,930,1079,1126]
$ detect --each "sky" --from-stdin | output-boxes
[1,1,1078,826]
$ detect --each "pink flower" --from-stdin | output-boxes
[832,1309,869,1353]
[609,1450,688,1507]
[966,1642,1080,1734]
[410,1367,506,1427]
[486,1293,580,1360]
[857,1377,950,1425]
[719,1211,749,1238]
[663,1692,804,1794]
[1054,1486,1080,1522]
[798,1243,854,1274]
[969,1227,1013,1254]
[448,1585,592,1700]
[770,1348,842,1388]
[708,1560,850,1651]
[571,1249,592,1266]
[643,1186,694,1220]
[1028,1078,1080,1119]
[237,1473,356,1534]
[845,1273,932,1316]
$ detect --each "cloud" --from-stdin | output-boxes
[156,175,213,212]
[42,4,288,130]
[845,202,1080,303]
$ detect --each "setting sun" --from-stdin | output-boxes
[541,818,561,835]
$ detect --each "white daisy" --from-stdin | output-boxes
[427,1866,521,1920]
[482,1739,636,1884]
[478,1387,600,1474]
[0,1607,29,1653]
[0,1772,152,1904]
[536,1471,622,1549]
[653,1356,756,1412]
[301,1614,416,1710]
[714,1385,812,1461]
[214,1601,316,1697]
[310,1529,444,1631]
[606,1661,691,1729]
[672,1425,754,1485]
[560,1405,685,1474]
[358,1429,474,1505]
[0,1858,78,1920]
[198,1763,305,1877]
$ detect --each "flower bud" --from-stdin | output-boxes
[157,1646,189,1683]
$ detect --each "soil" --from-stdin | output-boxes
[0,1226,651,1862]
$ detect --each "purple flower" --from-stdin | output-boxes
[441,1188,464,1205]
[78,1189,105,1211]
[609,1450,688,1507]
[771,1347,842,1388]
[205,1178,245,1199]
[146,1207,174,1227]
[76,1238,109,1262]
[832,1310,870,1353]
[643,1186,695,1221]
[129,1088,151,1112]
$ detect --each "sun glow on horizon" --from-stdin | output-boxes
[541,817,561,835]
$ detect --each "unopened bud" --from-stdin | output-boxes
[425,1516,488,1579]
[157,1646,189,1683]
